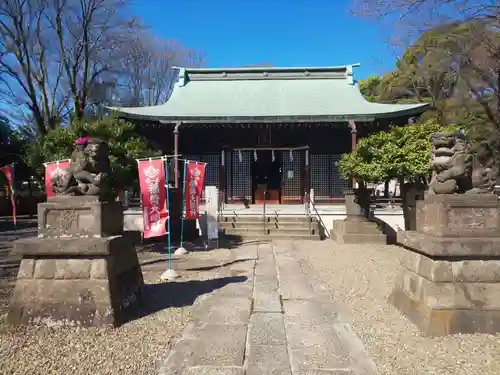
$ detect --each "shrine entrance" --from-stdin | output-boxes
[252,150,282,204]
[226,146,308,204]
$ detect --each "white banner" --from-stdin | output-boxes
[205,186,218,240]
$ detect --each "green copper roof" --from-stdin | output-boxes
[111,65,428,123]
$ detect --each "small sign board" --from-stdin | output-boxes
[205,186,218,240]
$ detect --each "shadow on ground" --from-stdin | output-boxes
[371,216,398,244]
[126,275,247,324]
[185,258,255,271]
[139,233,264,254]
[0,218,37,234]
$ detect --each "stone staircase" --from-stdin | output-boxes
[219,214,323,241]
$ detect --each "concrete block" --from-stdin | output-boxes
[253,291,282,313]
[249,313,286,345]
[192,297,252,325]
[283,300,348,326]
[246,345,291,375]
[191,324,247,367]
[183,367,244,375]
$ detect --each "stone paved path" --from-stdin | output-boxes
[159,241,379,375]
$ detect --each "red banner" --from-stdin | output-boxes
[0,166,16,225]
[138,158,168,239]
[184,161,206,220]
[44,160,71,197]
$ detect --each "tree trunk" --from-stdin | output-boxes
[399,177,410,230]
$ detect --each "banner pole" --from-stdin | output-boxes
[175,159,188,255]
[160,158,179,281]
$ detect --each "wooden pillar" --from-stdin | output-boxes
[220,148,227,204]
[303,148,310,203]
[348,120,357,188]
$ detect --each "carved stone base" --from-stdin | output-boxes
[330,220,386,244]
[38,196,123,238]
[7,197,144,327]
[391,193,500,335]
[7,238,143,327]
[389,250,500,335]
[398,231,500,257]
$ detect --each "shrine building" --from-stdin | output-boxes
[113,64,428,204]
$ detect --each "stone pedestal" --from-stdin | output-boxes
[389,194,500,335]
[331,188,386,244]
[7,196,144,327]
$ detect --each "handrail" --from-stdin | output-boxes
[306,191,329,238]
[305,192,312,234]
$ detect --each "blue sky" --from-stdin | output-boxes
[131,0,399,79]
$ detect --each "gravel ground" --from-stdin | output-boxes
[294,241,500,375]
[0,247,233,375]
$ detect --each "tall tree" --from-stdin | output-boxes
[43,0,141,119]
[0,0,67,135]
[117,34,204,107]
[1,0,203,136]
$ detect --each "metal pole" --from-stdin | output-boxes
[173,122,181,188]
[179,160,187,249]
[165,160,172,269]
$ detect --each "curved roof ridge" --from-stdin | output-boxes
[174,64,361,74]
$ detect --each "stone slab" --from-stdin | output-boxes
[254,263,278,276]
[213,282,254,298]
[283,300,348,325]
[295,371,355,375]
[38,198,123,238]
[332,323,380,375]
[192,297,252,325]
[401,250,500,283]
[398,230,500,257]
[249,313,287,345]
[288,346,350,373]
[253,274,279,294]
[253,290,282,313]
[389,284,500,335]
[228,260,256,277]
[277,273,327,301]
[13,235,126,256]
[416,194,500,238]
[246,344,291,375]
[159,338,197,375]
[183,367,244,375]
[191,324,247,367]
[285,322,345,351]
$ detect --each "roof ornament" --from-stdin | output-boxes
[289,150,294,162]
[254,149,258,162]
[238,150,242,163]
[176,67,187,87]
